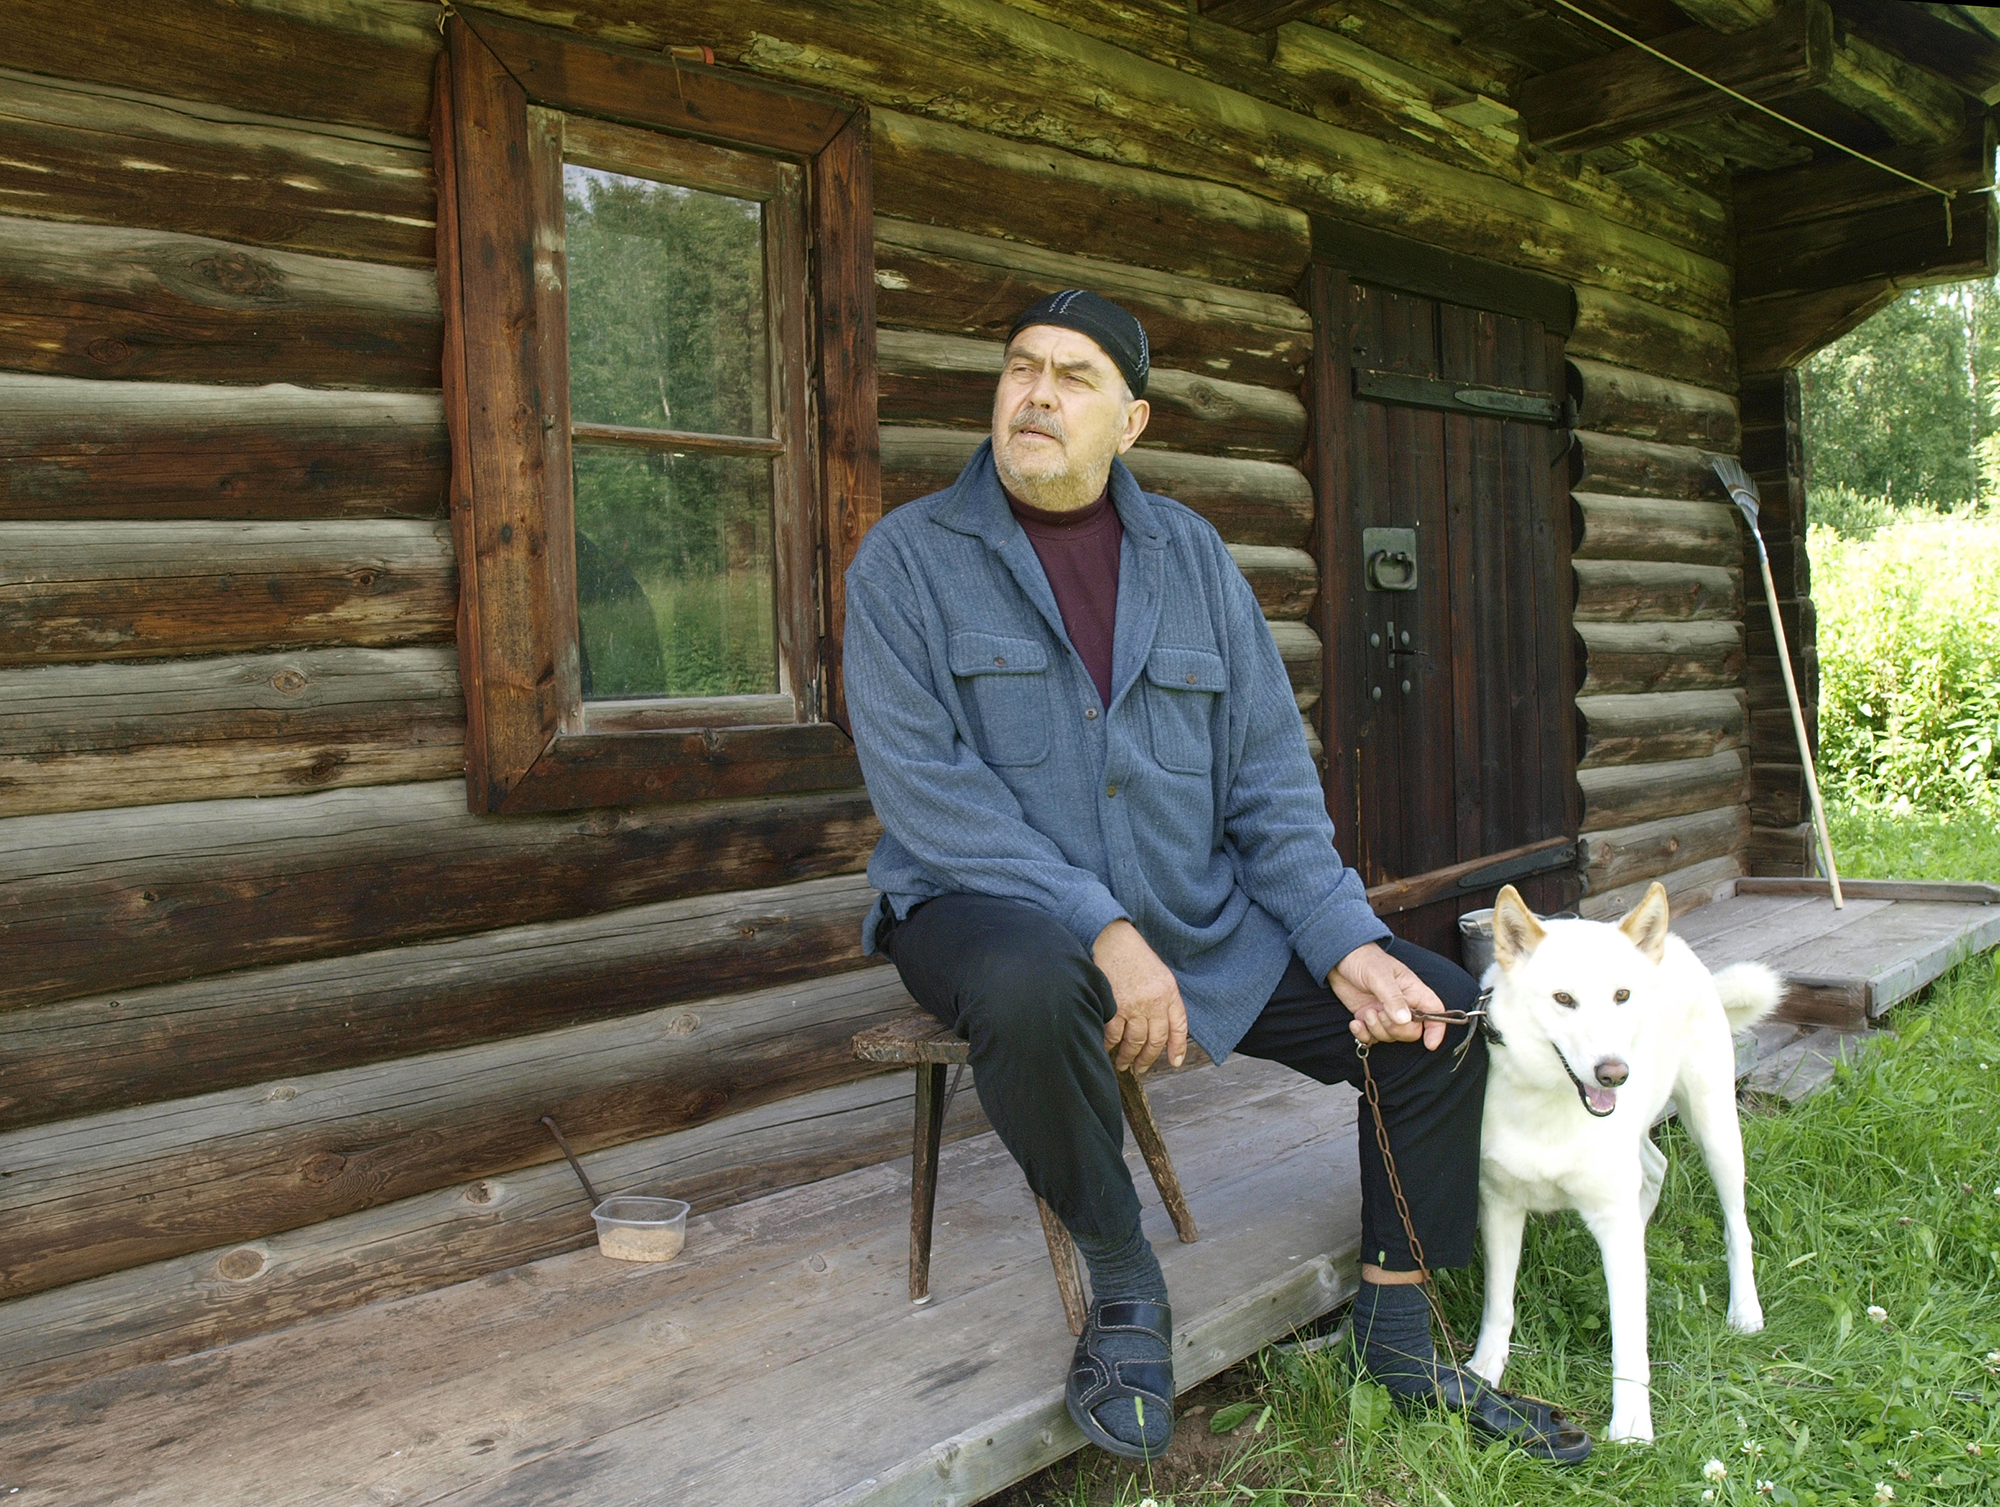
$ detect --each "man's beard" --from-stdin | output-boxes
[995,409,1105,512]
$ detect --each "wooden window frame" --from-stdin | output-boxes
[433,10,878,814]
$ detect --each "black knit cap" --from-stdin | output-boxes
[1007,289,1150,398]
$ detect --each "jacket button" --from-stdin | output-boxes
[1105,784,1118,798]
[993,656,1006,666]
[1084,708,1098,720]
[1185,672,1197,684]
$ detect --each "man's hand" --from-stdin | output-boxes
[1332,942,1450,1051]
[1093,919,1189,1073]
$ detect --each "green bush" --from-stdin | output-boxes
[1812,508,2000,815]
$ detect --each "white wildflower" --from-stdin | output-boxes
[1704,1458,1728,1483]
[1701,1492,1714,1503]
[1867,1304,1888,1323]
[1970,1441,1985,1456]
[1756,1483,1775,1497]
[1741,1438,1764,1459]
[1875,1485,1896,1504]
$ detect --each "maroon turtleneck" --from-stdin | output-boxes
[1006,485,1121,708]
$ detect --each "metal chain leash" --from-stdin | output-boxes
[1353,990,1493,1363]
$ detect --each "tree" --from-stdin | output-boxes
[1799,281,2000,510]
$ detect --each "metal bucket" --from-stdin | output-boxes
[1457,909,1496,980]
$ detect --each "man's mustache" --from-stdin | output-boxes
[1009,410,1065,442]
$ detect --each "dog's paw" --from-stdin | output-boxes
[1466,1344,1508,1386]
[1607,1410,1655,1444]
[1728,1300,1765,1335]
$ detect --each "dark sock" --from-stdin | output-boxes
[1070,1222,1173,1451]
[1072,1221,1168,1306]
[1351,1279,1477,1403]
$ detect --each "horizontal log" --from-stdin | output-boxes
[870,108,1309,292]
[0,67,433,266]
[0,217,441,389]
[1572,429,1727,500]
[1747,820,1815,878]
[0,871,879,1133]
[3,0,441,140]
[1573,559,1744,622]
[1567,358,1739,450]
[1840,0,2000,103]
[0,519,457,666]
[1579,803,1752,893]
[1570,285,1736,394]
[507,0,1734,321]
[1738,190,1998,302]
[1821,29,1966,147]
[1517,4,1831,153]
[1573,492,1742,566]
[1579,748,1751,832]
[1578,621,1746,696]
[1269,26,1727,265]
[1578,853,1744,922]
[1576,689,1748,769]
[1734,114,1996,231]
[875,328,1307,460]
[879,426,1315,548]
[0,646,464,819]
[0,375,448,521]
[0,779,879,1013]
[0,967,922,1301]
[0,1068,989,1393]
[1736,277,1900,378]
[874,218,1313,390]
[1270,619,1322,697]
[1750,760,1807,828]
[1750,704,1817,762]
[1227,544,1317,620]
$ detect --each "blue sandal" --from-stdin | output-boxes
[1065,1298,1175,1460]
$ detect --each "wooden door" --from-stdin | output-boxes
[1306,266,1582,956]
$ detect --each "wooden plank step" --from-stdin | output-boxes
[0,1057,1361,1507]
[1742,1028,1878,1104]
[1736,877,2000,905]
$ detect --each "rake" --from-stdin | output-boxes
[1710,456,1843,908]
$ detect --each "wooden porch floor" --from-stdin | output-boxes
[0,1056,1364,1507]
[6,877,1994,1507]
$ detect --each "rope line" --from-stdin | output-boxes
[1545,0,1961,240]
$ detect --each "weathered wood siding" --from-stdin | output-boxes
[0,0,1756,1385]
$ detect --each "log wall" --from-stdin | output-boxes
[0,0,1759,1382]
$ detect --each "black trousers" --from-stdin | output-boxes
[878,893,1487,1272]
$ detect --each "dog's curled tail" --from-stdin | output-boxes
[1714,961,1784,1030]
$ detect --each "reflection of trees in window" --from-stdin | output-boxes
[564,167,776,699]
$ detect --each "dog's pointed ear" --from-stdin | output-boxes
[1618,881,1671,963]
[1490,885,1545,969]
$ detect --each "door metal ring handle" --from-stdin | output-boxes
[1367,548,1418,592]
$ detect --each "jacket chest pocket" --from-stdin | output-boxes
[949,630,1052,767]
[1144,646,1226,776]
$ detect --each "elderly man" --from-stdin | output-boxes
[842,291,1589,1465]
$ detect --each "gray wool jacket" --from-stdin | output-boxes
[843,440,1388,1062]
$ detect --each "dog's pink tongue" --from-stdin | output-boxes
[1586,1086,1618,1115]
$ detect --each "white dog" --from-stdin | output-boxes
[1466,882,1783,1443]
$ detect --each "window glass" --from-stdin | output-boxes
[573,446,778,699]
[563,165,770,436]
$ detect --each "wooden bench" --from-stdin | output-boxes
[854,1010,1200,1335]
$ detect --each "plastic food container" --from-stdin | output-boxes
[591,1196,689,1263]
